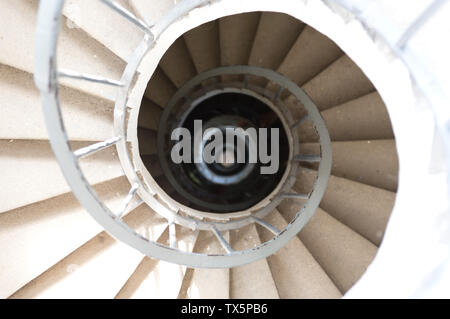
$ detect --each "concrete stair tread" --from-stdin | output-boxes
[272,25,343,88]
[302,54,375,111]
[0,176,141,298]
[10,204,166,298]
[141,154,164,178]
[219,13,261,67]
[159,37,197,88]
[300,139,399,192]
[230,224,279,299]
[297,91,394,142]
[180,231,230,299]
[0,63,114,141]
[184,20,221,73]
[62,0,144,62]
[0,0,126,102]
[144,67,177,108]
[256,209,342,298]
[138,98,163,131]
[294,166,395,246]
[248,11,305,87]
[137,127,158,155]
[115,225,198,299]
[279,206,378,293]
[0,139,124,214]
[321,92,394,141]
[129,0,175,26]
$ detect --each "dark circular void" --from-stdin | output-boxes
[146,93,290,213]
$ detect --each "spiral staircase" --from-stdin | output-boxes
[1,0,449,299]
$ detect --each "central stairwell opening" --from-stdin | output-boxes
[133,12,399,298]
